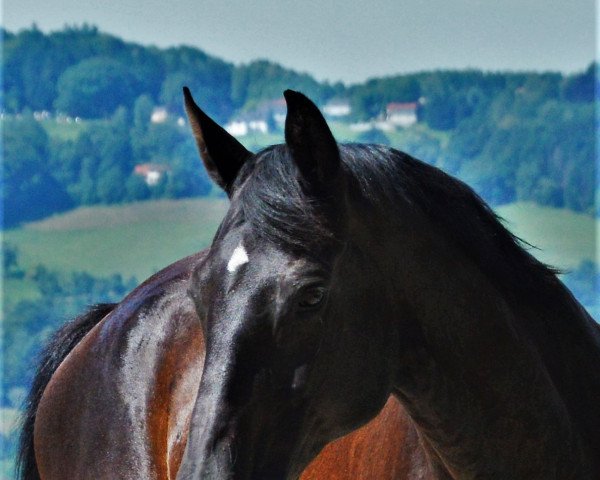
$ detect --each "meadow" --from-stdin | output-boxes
[4,198,597,298]
[4,198,228,279]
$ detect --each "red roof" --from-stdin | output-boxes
[134,163,170,175]
[386,102,418,113]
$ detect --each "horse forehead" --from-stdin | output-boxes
[227,242,249,273]
[217,231,277,274]
[222,242,312,289]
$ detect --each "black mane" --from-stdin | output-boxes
[234,142,560,298]
[234,145,340,253]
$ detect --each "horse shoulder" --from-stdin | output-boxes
[34,253,206,480]
[301,396,436,480]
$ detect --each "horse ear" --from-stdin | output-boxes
[183,87,251,195]
[283,90,340,187]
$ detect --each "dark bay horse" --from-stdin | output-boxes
[20,88,600,479]
[20,251,430,480]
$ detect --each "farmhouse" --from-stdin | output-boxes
[323,99,351,118]
[225,98,287,137]
[133,163,171,186]
[385,102,418,127]
[150,107,169,124]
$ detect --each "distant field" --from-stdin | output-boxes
[231,121,449,152]
[4,198,229,281]
[4,199,596,285]
[495,202,597,271]
[41,118,89,141]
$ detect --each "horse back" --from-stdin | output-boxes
[34,252,206,479]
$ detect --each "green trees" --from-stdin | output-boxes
[55,57,141,117]
[2,26,596,224]
[562,63,596,103]
[348,75,421,121]
[2,255,137,405]
[441,73,596,214]
[42,108,212,212]
[3,115,73,227]
[231,60,333,111]
[159,46,234,123]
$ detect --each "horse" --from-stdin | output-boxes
[19,251,431,480]
[19,87,600,479]
[17,92,432,480]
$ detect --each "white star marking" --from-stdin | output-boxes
[227,243,249,273]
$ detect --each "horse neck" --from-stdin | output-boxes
[359,209,600,478]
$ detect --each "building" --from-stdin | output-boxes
[225,98,286,137]
[323,99,351,118]
[150,107,169,124]
[224,119,269,137]
[385,102,418,128]
[133,163,171,186]
[225,120,250,137]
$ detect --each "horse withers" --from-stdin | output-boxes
[21,88,600,480]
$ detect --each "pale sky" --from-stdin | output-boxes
[2,0,597,83]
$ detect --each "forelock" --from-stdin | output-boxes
[234,145,338,254]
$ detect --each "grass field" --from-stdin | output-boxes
[3,198,596,283]
[41,118,90,141]
[495,202,598,271]
[3,198,229,282]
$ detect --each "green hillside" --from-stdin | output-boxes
[4,199,596,281]
[4,198,228,281]
[495,202,597,271]
[3,27,596,229]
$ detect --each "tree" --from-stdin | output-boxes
[231,60,332,112]
[3,116,73,226]
[160,68,233,123]
[3,243,22,278]
[562,63,596,103]
[356,129,390,146]
[348,75,421,120]
[133,94,155,130]
[96,166,126,204]
[125,175,151,201]
[54,56,141,117]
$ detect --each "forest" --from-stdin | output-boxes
[2,25,597,229]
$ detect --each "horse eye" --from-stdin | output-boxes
[298,287,326,309]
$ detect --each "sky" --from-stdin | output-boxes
[1,0,597,83]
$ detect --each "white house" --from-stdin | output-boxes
[385,102,418,128]
[134,163,170,186]
[323,99,351,118]
[349,121,373,133]
[248,120,268,134]
[225,119,269,137]
[151,107,169,124]
[225,98,286,137]
[225,121,249,137]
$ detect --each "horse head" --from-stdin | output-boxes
[177,89,399,479]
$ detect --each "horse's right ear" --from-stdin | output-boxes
[284,90,340,190]
[183,87,251,196]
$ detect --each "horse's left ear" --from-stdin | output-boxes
[183,87,251,196]
[284,90,340,187]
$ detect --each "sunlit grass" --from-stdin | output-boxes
[4,199,595,285]
[4,198,228,281]
[495,202,597,271]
